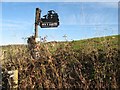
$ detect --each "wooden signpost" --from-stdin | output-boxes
[34,8,59,42]
[27,8,59,60]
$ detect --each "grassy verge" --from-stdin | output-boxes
[1,35,120,89]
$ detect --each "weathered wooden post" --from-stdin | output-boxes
[7,67,18,89]
[35,8,41,42]
[27,8,59,60]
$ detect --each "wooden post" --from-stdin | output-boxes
[12,70,18,89]
[8,69,18,89]
[35,8,41,42]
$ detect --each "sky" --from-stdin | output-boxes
[1,0,120,2]
[0,1,119,45]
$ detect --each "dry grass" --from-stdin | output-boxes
[1,35,120,89]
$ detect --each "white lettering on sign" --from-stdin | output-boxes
[42,22,58,27]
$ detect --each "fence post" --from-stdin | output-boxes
[8,69,18,89]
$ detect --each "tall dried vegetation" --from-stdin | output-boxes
[1,35,120,89]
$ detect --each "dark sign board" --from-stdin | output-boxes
[40,10,59,28]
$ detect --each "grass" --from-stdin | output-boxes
[71,35,119,50]
[1,34,120,89]
[1,35,119,51]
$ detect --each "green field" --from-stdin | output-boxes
[1,34,120,89]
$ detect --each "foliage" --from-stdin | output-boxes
[1,35,120,89]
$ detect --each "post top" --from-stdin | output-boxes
[36,8,41,12]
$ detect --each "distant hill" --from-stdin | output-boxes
[1,34,120,89]
[71,34,119,50]
[0,34,119,50]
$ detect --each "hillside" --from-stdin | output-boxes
[1,34,119,50]
[1,34,120,89]
[71,35,119,50]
